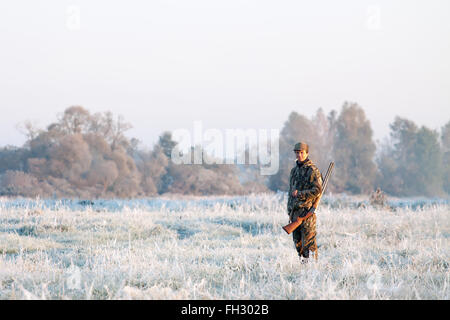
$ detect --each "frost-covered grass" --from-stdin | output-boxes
[0,194,448,300]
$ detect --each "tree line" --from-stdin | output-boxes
[0,104,448,198]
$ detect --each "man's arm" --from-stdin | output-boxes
[295,167,323,202]
[287,168,295,214]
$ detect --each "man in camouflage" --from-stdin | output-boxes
[287,142,323,262]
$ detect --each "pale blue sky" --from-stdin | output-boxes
[1,0,449,149]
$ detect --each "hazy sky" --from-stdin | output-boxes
[1,0,449,149]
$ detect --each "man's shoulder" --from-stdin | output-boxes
[305,160,321,174]
[304,159,317,168]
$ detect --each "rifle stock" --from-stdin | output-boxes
[282,161,334,235]
[282,207,316,234]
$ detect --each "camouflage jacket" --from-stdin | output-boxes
[287,158,323,218]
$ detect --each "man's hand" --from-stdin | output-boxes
[292,190,307,200]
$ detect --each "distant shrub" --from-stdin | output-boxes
[0,170,42,197]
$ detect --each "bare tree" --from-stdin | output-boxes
[87,159,119,196]
[57,106,92,135]
[16,120,42,143]
[332,102,377,194]
[48,134,92,187]
[89,111,133,150]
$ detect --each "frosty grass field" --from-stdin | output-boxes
[0,193,448,300]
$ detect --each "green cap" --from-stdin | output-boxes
[293,142,308,152]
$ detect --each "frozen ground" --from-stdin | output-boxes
[0,194,448,299]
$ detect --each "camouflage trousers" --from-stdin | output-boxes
[291,210,317,259]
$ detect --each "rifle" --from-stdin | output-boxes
[282,161,334,234]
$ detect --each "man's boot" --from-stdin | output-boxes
[303,249,310,263]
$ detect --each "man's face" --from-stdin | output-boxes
[295,150,308,162]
